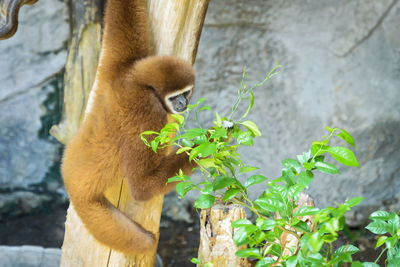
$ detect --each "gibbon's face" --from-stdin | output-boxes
[164,85,193,114]
[133,56,196,114]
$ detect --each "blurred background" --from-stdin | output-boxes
[0,0,399,266]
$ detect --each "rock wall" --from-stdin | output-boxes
[192,0,400,225]
[0,0,399,225]
[0,0,69,217]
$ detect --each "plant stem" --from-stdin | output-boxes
[374,247,387,264]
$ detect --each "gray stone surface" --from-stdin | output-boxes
[0,0,68,190]
[191,0,400,225]
[0,246,61,267]
[0,0,399,226]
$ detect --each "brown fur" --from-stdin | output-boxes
[62,0,195,254]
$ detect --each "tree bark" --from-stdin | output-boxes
[198,203,251,267]
[56,0,209,266]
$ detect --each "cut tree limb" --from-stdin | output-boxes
[198,203,251,267]
[0,0,37,40]
[55,0,209,266]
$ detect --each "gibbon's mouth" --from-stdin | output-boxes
[169,94,188,112]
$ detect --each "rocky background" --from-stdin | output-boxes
[0,0,399,229]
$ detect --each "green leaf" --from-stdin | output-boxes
[293,220,310,233]
[202,183,214,194]
[223,188,240,201]
[181,138,194,148]
[140,130,159,136]
[270,184,288,201]
[256,218,276,230]
[151,140,159,152]
[361,263,380,267]
[198,158,217,169]
[326,126,335,133]
[287,184,306,200]
[210,128,228,139]
[194,194,215,209]
[351,262,380,267]
[235,248,262,259]
[309,232,324,253]
[175,181,192,198]
[293,206,320,217]
[239,166,259,174]
[303,162,316,170]
[182,128,208,139]
[376,236,388,248]
[197,97,206,105]
[176,147,192,154]
[365,220,389,234]
[237,131,254,146]
[345,197,364,207]
[215,112,222,127]
[199,105,212,111]
[212,176,237,191]
[193,135,208,145]
[327,146,360,167]
[232,219,253,227]
[369,210,391,220]
[298,170,314,187]
[387,240,400,261]
[167,177,181,183]
[282,159,302,172]
[242,91,254,119]
[241,120,261,136]
[335,244,360,255]
[386,236,398,250]
[285,256,298,267]
[255,197,284,212]
[196,142,217,158]
[282,169,297,185]
[190,258,200,264]
[254,257,275,267]
[315,161,340,174]
[388,213,400,235]
[233,227,249,246]
[171,114,185,124]
[337,129,356,148]
[297,151,312,164]
[245,175,268,188]
[189,147,199,161]
[311,144,330,157]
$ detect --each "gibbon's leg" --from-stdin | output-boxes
[122,150,194,201]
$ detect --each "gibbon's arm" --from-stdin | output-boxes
[101,0,150,71]
[121,142,194,201]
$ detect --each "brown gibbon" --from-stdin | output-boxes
[61,0,195,254]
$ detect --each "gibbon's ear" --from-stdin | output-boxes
[164,85,194,114]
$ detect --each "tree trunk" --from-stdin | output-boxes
[198,203,251,267]
[55,0,209,266]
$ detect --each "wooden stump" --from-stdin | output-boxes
[198,203,251,267]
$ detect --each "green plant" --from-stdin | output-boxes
[140,65,400,266]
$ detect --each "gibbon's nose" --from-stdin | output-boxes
[174,95,188,112]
